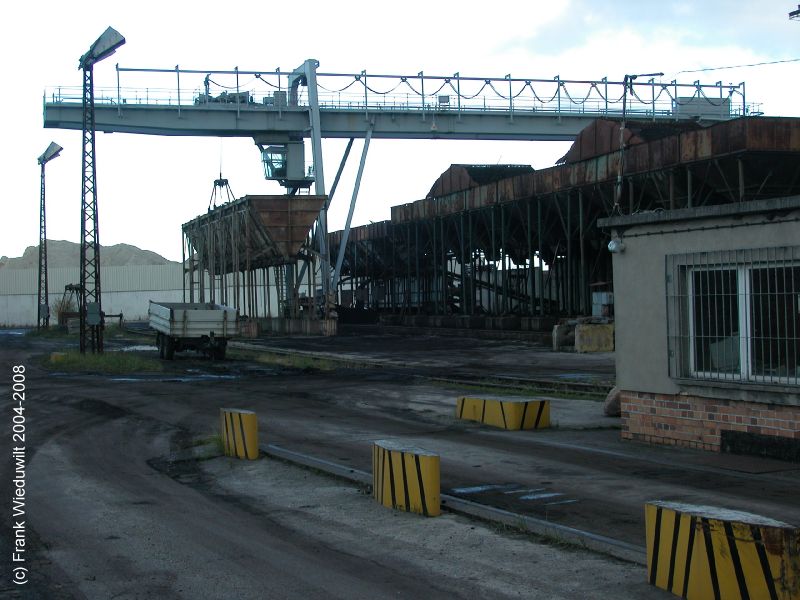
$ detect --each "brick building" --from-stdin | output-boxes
[599,196,800,458]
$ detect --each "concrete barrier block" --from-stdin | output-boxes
[66,317,80,335]
[469,316,486,329]
[239,319,259,338]
[456,396,550,430]
[574,323,614,352]
[441,316,458,328]
[645,501,800,599]
[219,408,259,460]
[379,315,402,326]
[522,316,558,332]
[373,440,440,517]
[552,323,573,350]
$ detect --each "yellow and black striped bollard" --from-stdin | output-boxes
[645,501,800,599]
[456,396,550,430]
[219,408,259,460]
[373,440,440,517]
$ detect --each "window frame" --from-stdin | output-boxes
[686,265,749,381]
[667,246,800,387]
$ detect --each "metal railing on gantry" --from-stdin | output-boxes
[44,64,753,120]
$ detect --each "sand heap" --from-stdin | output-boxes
[0,241,175,269]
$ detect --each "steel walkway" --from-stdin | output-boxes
[43,63,747,141]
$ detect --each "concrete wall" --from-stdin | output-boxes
[609,206,800,397]
[0,264,184,326]
[1,264,295,326]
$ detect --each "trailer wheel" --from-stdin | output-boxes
[164,336,176,360]
[157,333,166,359]
[212,346,226,361]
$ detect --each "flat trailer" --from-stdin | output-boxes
[148,301,239,360]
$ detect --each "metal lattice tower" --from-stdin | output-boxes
[80,64,103,353]
[37,162,49,329]
[37,141,62,330]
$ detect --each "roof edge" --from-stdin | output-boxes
[597,194,800,230]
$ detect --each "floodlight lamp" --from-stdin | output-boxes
[37,142,63,165]
[608,238,626,254]
[79,27,125,69]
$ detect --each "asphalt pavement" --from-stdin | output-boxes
[1,328,798,599]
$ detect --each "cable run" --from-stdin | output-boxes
[676,57,800,74]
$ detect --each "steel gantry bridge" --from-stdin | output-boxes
[43,60,747,140]
[43,58,750,324]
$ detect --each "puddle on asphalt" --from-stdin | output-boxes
[110,345,158,352]
[50,363,281,383]
[518,491,563,501]
[109,373,240,383]
[451,483,519,494]
[449,482,580,508]
[554,373,603,381]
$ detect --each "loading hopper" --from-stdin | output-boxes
[183,194,326,269]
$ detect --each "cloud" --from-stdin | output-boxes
[2,1,798,261]
[503,0,798,60]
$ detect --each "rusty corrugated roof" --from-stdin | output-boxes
[556,118,702,165]
[426,164,534,198]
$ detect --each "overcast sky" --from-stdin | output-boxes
[2,1,798,262]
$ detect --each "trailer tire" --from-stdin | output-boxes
[157,333,165,359]
[212,346,226,361]
[164,336,176,360]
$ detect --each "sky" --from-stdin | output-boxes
[2,1,799,262]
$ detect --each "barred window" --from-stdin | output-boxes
[666,247,800,386]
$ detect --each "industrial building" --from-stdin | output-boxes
[601,196,800,455]
[178,117,800,332]
[41,57,800,453]
[175,114,800,455]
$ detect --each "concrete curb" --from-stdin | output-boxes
[262,443,646,566]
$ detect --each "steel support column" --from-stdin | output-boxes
[537,199,544,316]
[79,65,103,353]
[37,163,49,329]
[333,128,372,289]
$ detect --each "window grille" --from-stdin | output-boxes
[666,246,800,386]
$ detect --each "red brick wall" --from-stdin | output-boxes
[620,390,800,451]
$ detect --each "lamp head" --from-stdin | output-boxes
[38,142,63,165]
[608,238,626,254]
[79,27,125,70]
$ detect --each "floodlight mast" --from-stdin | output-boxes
[37,142,63,330]
[78,27,125,354]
